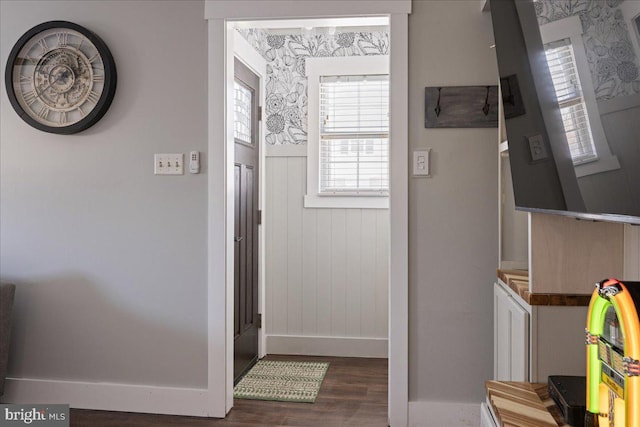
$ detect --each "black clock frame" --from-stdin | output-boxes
[4,20,117,135]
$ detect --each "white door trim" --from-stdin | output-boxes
[388,12,409,426]
[206,3,411,425]
[205,17,230,417]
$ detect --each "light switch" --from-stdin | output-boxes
[154,153,184,175]
[526,134,548,161]
[413,149,431,177]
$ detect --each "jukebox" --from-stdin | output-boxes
[586,279,640,427]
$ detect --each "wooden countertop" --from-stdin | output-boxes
[485,381,567,427]
[497,269,592,307]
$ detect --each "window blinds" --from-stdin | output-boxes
[234,81,252,144]
[319,75,389,194]
[545,39,598,164]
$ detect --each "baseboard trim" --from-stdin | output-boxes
[1,377,213,417]
[266,335,388,358]
[408,401,481,427]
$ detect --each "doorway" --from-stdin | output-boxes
[231,13,391,397]
[205,3,409,424]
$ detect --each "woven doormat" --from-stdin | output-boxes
[234,360,329,403]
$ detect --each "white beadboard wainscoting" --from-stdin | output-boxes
[265,155,389,357]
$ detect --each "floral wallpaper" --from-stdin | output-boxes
[238,29,389,145]
[535,0,640,99]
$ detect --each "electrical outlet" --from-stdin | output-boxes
[154,153,184,175]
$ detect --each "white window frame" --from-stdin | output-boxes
[619,2,640,64]
[305,55,390,209]
[544,39,597,164]
[540,16,620,178]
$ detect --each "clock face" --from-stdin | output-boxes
[5,21,117,134]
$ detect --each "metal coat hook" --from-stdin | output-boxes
[482,86,491,116]
[504,78,515,106]
[425,84,498,128]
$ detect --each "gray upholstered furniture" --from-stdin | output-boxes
[0,283,16,396]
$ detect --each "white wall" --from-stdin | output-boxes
[1,0,208,389]
[408,0,499,408]
[265,155,389,357]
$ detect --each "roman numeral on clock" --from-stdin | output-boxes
[37,38,49,54]
[38,105,50,120]
[87,90,100,104]
[56,32,69,46]
[23,90,38,106]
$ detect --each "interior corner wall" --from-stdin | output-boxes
[0,0,208,389]
[408,0,499,406]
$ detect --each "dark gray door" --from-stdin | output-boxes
[233,58,260,383]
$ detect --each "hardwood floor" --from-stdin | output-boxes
[70,355,388,427]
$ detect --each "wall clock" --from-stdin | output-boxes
[5,21,117,134]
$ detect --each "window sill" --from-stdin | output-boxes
[574,154,620,178]
[303,194,389,209]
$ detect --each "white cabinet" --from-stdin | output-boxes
[493,280,588,382]
[493,282,529,381]
[495,104,617,384]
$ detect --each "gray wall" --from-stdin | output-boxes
[0,1,208,387]
[2,0,501,406]
[408,0,499,403]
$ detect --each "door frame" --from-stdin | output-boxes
[205,2,411,426]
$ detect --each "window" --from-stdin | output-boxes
[540,16,620,177]
[234,81,253,144]
[544,39,597,165]
[305,55,389,209]
[319,75,389,194]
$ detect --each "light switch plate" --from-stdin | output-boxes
[413,149,431,177]
[154,153,184,175]
[526,134,548,161]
